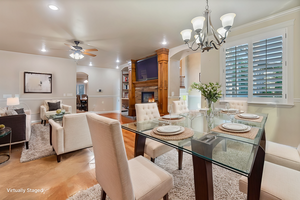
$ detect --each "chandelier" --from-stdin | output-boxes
[69,50,84,60]
[180,0,236,52]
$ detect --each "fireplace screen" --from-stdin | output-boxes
[142,92,155,103]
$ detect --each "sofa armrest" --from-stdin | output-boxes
[62,104,72,113]
[25,111,31,141]
[49,119,64,155]
[297,144,300,155]
[40,105,47,120]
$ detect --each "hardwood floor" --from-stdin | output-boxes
[0,113,136,200]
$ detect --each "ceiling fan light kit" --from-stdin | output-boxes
[65,41,98,60]
[180,0,236,52]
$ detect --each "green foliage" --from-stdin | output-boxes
[190,82,222,103]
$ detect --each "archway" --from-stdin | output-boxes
[76,72,89,112]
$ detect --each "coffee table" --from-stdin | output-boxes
[46,112,70,145]
[0,127,12,164]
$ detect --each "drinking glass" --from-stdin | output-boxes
[168,104,173,122]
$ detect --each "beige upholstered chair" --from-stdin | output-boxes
[135,103,183,170]
[40,100,72,126]
[49,113,92,162]
[86,113,173,200]
[172,100,189,114]
[265,141,300,171]
[239,161,300,200]
[228,101,248,112]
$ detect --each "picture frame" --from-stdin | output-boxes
[24,72,52,93]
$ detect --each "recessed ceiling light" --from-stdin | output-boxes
[116,66,119,69]
[49,5,59,11]
[89,62,92,66]
[162,40,167,45]
[41,48,46,52]
[116,59,120,63]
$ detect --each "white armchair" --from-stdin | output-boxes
[49,113,92,162]
[172,100,189,114]
[40,100,72,126]
[228,101,248,113]
[135,103,183,170]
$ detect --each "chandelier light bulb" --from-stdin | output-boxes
[220,13,236,29]
[217,27,228,38]
[180,29,192,42]
[191,16,205,32]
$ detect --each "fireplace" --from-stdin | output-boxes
[142,92,155,103]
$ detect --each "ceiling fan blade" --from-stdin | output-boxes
[84,48,98,52]
[83,52,96,57]
[64,43,75,50]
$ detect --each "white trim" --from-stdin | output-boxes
[0,97,75,102]
[88,95,119,98]
[219,100,294,107]
[232,7,299,32]
[294,98,300,103]
[168,96,180,99]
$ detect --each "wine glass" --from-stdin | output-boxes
[168,104,173,122]
[229,109,238,123]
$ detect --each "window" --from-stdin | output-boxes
[221,25,292,105]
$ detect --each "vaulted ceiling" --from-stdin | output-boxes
[0,0,299,68]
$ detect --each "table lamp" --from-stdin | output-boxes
[7,97,20,109]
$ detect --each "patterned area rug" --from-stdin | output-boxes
[20,124,55,163]
[67,149,247,200]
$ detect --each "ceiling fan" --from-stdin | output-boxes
[65,41,98,60]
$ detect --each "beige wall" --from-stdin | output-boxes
[77,65,120,112]
[199,9,300,146]
[0,50,77,121]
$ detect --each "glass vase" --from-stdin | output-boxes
[206,99,215,133]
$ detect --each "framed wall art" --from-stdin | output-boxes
[24,72,52,93]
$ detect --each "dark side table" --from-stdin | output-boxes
[0,127,12,164]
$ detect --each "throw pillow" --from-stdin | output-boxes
[0,107,6,116]
[14,108,25,114]
[48,102,61,111]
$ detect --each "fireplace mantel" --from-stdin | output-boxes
[133,79,158,87]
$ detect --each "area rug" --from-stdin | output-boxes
[67,148,247,200]
[20,124,55,163]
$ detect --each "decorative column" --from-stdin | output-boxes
[156,48,169,115]
[128,60,136,116]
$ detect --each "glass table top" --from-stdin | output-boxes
[121,112,268,176]
[45,112,70,121]
[0,127,12,138]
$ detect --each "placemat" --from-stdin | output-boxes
[234,115,263,123]
[211,125,259,139]
[159,117,185,122]
[150,127,194,141]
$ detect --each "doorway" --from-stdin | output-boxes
[76,72,89,112]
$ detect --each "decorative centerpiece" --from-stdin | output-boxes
[0,124,5,130]
[190,82,222,132]
[56,109,66,115]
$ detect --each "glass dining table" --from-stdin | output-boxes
[121,112,268,200]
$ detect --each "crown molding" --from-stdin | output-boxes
[232,6,300,32]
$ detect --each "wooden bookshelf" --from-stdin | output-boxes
[121,67,129,112]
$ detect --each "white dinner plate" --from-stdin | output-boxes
[222,123,248,131]
[238,113,259,119]
[219,124,251,133]
[221,108,239,112]
[155,126,185,136]
[162,115,182,119]
[157,125,181,133]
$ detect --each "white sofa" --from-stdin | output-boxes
[49,113,92,162]
[172,100,189,114]
[265,141,300,171]
[40,100,72,125]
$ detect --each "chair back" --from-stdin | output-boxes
[135,103,160,122]
[76,95,80,104]
[228,101,248,112]
[172,100,189,114]
[86,113,135,200]
[82,94,88,99]
[62,113,92,152]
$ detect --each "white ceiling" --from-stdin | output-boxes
[0,0,299,68]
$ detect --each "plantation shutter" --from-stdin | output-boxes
[225,44,249,97]
[252,36,283,98]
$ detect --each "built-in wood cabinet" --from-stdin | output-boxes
[121,67,129,112]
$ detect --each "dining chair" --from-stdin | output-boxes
[172,100,189,114]
[228,100,248,113]
[86,113,173,200]
[265,141,300,171]
[76,95,81,109]
[135,103,183,170]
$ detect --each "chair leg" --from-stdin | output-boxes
[41,119,43,124]
[25,141,29,149]
[163,193,169,200]
[57,155,61,163]
[44,120,46,126]
[101,188,106,200]
[151,157,155,163]
[178,149,183,170]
